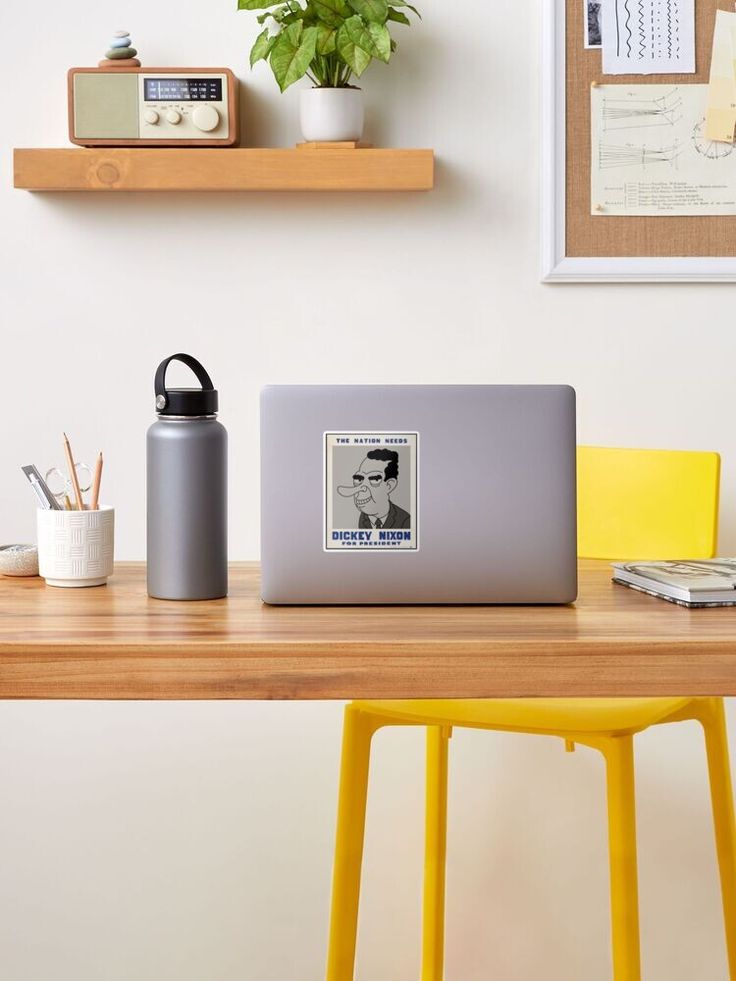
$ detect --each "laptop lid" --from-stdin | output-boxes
[260,385,577,604]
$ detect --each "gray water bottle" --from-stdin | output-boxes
[147,353,227,600]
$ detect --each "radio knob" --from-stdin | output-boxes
[192,105,220,132]
[166,109,182,125]
[143,109,160,125]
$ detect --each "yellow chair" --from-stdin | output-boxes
[326,446,735,981]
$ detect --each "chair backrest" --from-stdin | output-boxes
[577,446,720,560]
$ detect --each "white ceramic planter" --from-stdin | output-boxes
[37,506,115,587]
[300,87,364,142]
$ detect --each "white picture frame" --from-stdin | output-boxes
[540,0,736,283]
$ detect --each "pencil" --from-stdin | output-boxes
[63,432,85,511]
[90,452,103,511]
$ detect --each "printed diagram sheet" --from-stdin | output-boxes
[602,0,695,74]
[591,84,736,216]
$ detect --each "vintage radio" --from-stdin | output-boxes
[68,68,239,147]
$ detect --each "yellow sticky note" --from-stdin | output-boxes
[705,9,736,143]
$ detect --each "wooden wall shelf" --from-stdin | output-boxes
[13,146,434,192]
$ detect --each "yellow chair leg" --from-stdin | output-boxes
[422,726,451,981]
[603,735,642,981]
[700,699,736,980]
[326,705,381,981]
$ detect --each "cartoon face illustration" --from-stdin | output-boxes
[325,433,418,548]
[337,448,411,530]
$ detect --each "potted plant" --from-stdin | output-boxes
[238,0,420,142]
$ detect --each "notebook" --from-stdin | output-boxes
[613,559,736,607]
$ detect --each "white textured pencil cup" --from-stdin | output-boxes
[37,506,114,587]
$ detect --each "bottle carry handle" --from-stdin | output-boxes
[155,354,215,411]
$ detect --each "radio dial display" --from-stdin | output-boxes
[144,78,223,102]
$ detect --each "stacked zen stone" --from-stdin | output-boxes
[98,31,141,68]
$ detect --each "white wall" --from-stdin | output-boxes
[1,1,734,979]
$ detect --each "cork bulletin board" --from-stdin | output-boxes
[541,0,736,281]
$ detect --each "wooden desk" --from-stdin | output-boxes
[1,561,735,699]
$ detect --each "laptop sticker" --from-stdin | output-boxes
[324,432,419,551]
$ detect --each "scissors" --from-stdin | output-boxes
[45,461,93,509]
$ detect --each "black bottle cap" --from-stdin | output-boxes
[154,353,218,417]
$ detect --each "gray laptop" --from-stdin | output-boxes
[260,385,577,604]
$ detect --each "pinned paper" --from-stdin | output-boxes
[591,84,736,217]
[602,0,695,75]
[705,9,736,143]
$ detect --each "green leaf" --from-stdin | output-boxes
[386,7,410,25]
[256,3,290,22]
[338,17,391,63]
[315,23,337,53]
[238,0,282,9]
[387,0,420,15]
[347,0,388,23]
[250,27,277,66]
[336,15,373,75]
[366,20,391,60]
[270,22,320,90]
[311,0,349,26]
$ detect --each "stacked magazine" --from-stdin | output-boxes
[612,560,736,608]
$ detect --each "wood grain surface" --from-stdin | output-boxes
[1,562,735,699]
[566,0,736,257]
[13,147,435,192]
